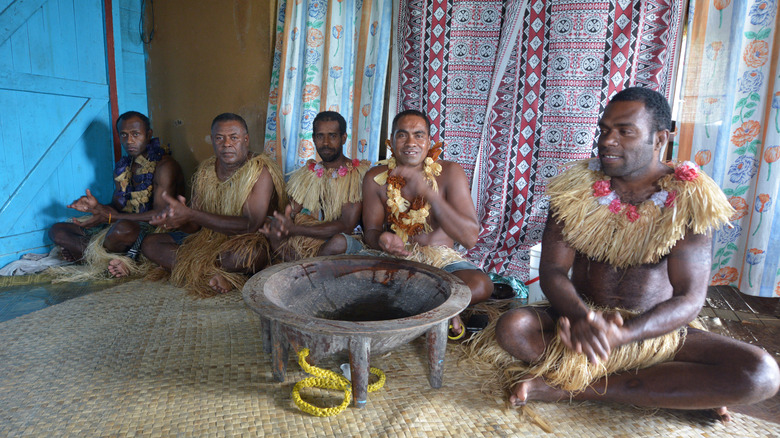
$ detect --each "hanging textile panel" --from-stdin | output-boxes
[265,0,393,175]
[466,0,684,279]
[679,0,779,297]
[393,0,505,180]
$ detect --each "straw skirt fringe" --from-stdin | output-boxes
[464,308,700,395]
[50,227,151,282]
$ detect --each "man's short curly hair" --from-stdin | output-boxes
[391,109,431,136]
[211,113,248,133]
[610,87,672,132]
[116,111,151,132]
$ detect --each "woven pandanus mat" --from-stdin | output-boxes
[0,273,55,287]
[0,280,777,437]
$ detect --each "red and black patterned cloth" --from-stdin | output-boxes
[394,0,684,279]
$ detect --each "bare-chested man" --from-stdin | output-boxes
[493,87,779,419]
[142,113,286,296]
[262,111,370,260]
[362,110,493,337]
[48,111,184,278]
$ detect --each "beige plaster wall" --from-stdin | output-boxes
[145,0,277,184]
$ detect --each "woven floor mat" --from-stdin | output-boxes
[0,280,777,437]
[0,273,55,287]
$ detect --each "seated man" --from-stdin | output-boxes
[48,111,185,278]
[362,109,493,337]
[262,111,370,260]
[488,87,779,420]
[142,113,287,296]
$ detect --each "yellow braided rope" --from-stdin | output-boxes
[448,322,466,340]
[292,348,386,417]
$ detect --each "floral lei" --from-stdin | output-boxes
[307,157,362,178]
[373,142,444,243]
[588,159,700,222]
[114,138,167,213]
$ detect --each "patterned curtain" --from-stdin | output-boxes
[677,0,779,297]
[392,0,685,280]
[265,0,393,175]
[390,0,506,179]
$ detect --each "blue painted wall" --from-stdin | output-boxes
[0,0,148,268]
[114,0,149,114]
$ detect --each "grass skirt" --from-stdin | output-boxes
[49,227,151,282]
[463,307,700,396]
[170,231,271,298]
[280,214,327,260]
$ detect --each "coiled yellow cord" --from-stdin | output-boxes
[448,322,466,340]
[292,348,386,417]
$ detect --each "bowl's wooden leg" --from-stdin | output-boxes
[261,317,271,355]
[427,320,448,388]
[270,320,288,382]
[349,336,371,408]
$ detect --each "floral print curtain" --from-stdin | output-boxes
[677,0,779,296]
[264,0,392,175]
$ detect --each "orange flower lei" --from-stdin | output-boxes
[373,142,443,243]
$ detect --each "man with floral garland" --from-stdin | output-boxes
[48,111,185,278]
[362,109,494,338]
[262,111,371,260]
[482,87,779,421]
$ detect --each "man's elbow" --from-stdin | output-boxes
[462,223,480,248]
[458,233,478,249]
[684,300,705,324]
[674,293,706,324]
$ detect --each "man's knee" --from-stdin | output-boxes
[495,308,547,361]
[140,233,165,256]
[48,222,77,245]
[318,235,347,256]
[699,338,780,404]
[218,251,240,271]
[140,233,178,269]
[219,249,268,274]
[472,271,494,302]
[453,270,493,305]
[104,220,140,252]
[738,348,780,403]
[495,309,538,343]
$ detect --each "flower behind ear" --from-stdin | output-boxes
[427,141,444,161]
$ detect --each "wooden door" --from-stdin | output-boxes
[0,0,115,267]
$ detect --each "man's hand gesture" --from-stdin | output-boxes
[67,189,115,224]
[150,191,190,229]
[68,189,100,214]
[260,205,295,240]
[379,231,410,257]
[71,214,103,228]
[558,310,625,364]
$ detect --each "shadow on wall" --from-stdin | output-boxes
[39,118,114,246]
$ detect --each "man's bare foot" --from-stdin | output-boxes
[714,406,731,422]
[208,274,233,294]
[107,259,130,278]
[60,247,77,262]
[509,377,566,406]
[448,315,465,340]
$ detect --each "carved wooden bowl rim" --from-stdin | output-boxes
[243,255,471,336]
